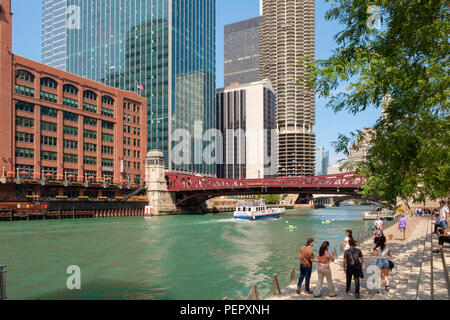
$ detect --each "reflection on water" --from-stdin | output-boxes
[0,206,373,300]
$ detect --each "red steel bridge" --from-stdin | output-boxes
[165,172,366,207]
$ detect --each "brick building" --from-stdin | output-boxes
[0,0,147,186]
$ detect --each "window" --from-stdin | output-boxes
[15,100,34,113]
[64,153,78,163]
[16,148,34,159]
[15,85,34,97]
[41,150,57,161]
[15,132,34,143]
[102,121,114,130]
[63,111,78,122]
[83,130,97,140]
[102,133,114,143]
[40,91,58,103]
[40,77,58,89]
[101,95,114,105]
[42,167,57,175]
[63,84,78,95]
[83,90,97,100]
[84,156,97,165]
[41,106,58,118]
[63,139,78,149]
[83,103,97,113]
[63,97,78,108]
[63,125,78,136]
[41,121,57,132]
[102,158,113,167]
[16,116,34,128]
[41,136,57,147]
[102,146,114,155]
[84,116,97,127]
[83,143,97,152]
[101,107,114,117]
[15,69,35,82]
[84,170,97,178]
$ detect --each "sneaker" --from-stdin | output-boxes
[305,291,314,295]
[376,289,381,294]
[329,294,338,297]
[355,294,360,299]
[385,286,390,292]
[296,288,300,294]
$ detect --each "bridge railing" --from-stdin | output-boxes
[166,172,365,192]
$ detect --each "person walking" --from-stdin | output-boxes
[343,239,365,299]
[398,215,408,241]
[296,238,319,295]
[433,234,450,254]
[433,200,449,236]
[313,241,337,298]
[372,236,392,293]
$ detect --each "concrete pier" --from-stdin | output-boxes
[269,216,449,300]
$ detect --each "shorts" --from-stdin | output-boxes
[436,220,448,229]
[376,258,390,269]
[400,227,406,233]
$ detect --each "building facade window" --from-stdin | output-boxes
[63,111,78,122]
[101,146,114,154]
[83,130,97,140]
[63,153,78,163]
[15,85,35,97]
[83,103,97,113]
[102,121,114,130]
[15,100,34,113]
[16,147,34,159]
[83,156,97,165]
[16,116,34,128]
[101,95,114,105]
[40,91,58,103]
[41,136,57,147]
[63,84,79,95]
[102,133,114,143]
[15,132,34,143]
[40,77,58,89]
[84,116,97,127]
[83,143,97,152]
[41,121,57,132]
[83,90,97,100]
[15,69,35,82]
[41,150,57,161]
[101,158,113,167]
[63,139,78,149]
[63,97,78,108]
[101,107,114,117]
[41,106,58,118]
[63,125,78,136]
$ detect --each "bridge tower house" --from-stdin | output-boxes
[145,150,177,215]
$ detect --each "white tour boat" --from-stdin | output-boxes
[234,200,285,221]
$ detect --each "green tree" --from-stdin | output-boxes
[301,0,449,204]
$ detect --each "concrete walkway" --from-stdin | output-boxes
[269,216,449,300]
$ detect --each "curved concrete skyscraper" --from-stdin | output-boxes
[259,0,316,177]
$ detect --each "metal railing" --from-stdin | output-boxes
[0,265,6,300]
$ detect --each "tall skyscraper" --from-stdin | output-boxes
[41,0,216,176]
[41,0,68,71]
[216,79,278,179]
[224,16,262,87]
[315,147,329,176]
[259,0,316,177]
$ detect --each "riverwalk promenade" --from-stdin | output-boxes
[268,216,450,300]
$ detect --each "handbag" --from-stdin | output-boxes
[389,260,395,270]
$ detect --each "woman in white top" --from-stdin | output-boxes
[343,229,353,252]
[371,235,392,293]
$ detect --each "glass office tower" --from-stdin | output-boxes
[41,0,67,70]
[42,0,216,175]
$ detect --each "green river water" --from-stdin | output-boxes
[0,206,374,300]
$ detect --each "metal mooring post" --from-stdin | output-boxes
[0,265,6,300]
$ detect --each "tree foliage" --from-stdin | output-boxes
[301,0,449,204]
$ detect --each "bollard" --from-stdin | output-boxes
[0,265,6,300]
[272,274,281,295]
[290,266,297,283]
[251,285,259,300]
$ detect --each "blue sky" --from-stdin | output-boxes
[11,0,380,166]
